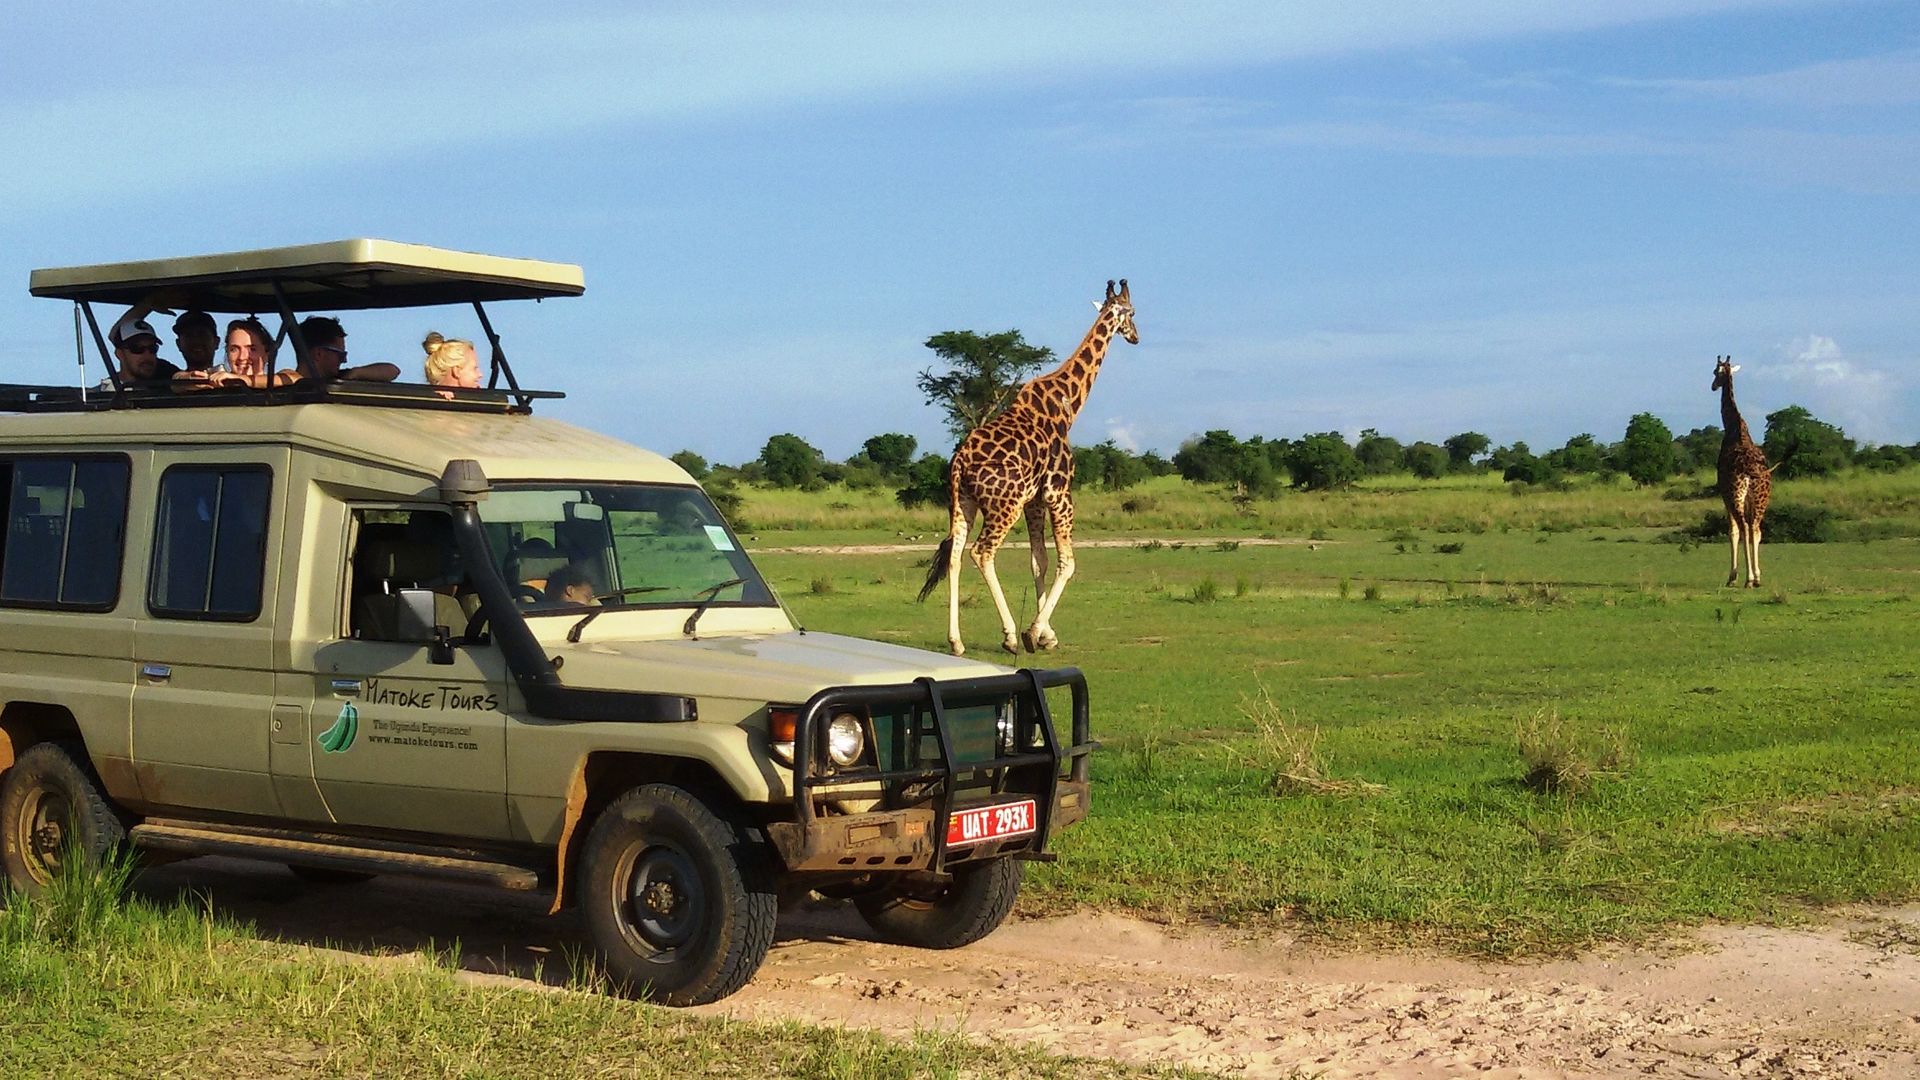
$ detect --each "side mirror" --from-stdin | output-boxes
[393,589,455,664]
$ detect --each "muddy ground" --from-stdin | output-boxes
[138,858,1920,1078]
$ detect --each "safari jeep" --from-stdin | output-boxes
[0,240,1092,1004]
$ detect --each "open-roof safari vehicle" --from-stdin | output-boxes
[0,241,1093,1004]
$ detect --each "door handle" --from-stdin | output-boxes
[141,663,172,680]
[330,679,362,696]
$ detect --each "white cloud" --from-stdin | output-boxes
[1102,421,1141,451]
[1736,335,1901,443]
[1608,48,1920,108]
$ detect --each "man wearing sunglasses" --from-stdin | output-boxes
[294,315,400,383]
[104,314,182,387]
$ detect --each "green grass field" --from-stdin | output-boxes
[752,467,1920,955]
[0,863,1197,1079]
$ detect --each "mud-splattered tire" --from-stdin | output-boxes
[0,741,127,897]
[854,858,1021,949]
[578,784,776,1005]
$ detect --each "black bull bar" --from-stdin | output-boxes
[768,668,1094,874]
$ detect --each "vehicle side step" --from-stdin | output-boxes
[129,819,541,890]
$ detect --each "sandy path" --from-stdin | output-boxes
[694,906,1920,1078]
[138,859,1920,1078]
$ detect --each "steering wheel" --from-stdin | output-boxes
[513,583,545,604]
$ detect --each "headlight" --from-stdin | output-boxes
[996,705,1015,756]
[826,711,865,767]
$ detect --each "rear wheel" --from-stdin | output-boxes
[578,784,776,1005]
[854,858,1021,949]
[0,741,128,897]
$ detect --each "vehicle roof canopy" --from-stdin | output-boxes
[28,239,584,312]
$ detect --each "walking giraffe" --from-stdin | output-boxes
[1712,355,1774,588]
[918,280,1138,655]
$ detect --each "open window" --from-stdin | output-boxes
[346,508,475,642]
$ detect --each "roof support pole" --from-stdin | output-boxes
[76,301,122,400]
[270,282,305,390]
[471,301,530,410]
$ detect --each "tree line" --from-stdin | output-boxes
[671,329,1918,507]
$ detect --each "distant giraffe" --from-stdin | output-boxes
[918,280,1138,655]
[1712,355,1773,588]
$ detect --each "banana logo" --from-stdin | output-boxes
[317,701,359,753]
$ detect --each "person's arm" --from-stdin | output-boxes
[339,363,401,383]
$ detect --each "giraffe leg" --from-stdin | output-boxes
[1020,502,1050,653]
[945,497,976,656]
[1027,493,1076,651]
[970,505,1023,654]
[1748,520,1763,588]
[1726,517,1741,588]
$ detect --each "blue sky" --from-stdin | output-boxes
[3,1,1915,463]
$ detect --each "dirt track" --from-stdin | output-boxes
[139,858,1920,1078]
[747,536,1330,555]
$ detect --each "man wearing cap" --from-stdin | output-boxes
[172,310,220,372]
[294,316,400,383]
[104,313,182,387]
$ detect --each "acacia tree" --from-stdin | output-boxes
[1618,413,1678,485]
[1443,432,1490,472]
[916,330,1054,440]
[758,433,825,488]
[860,433,917,477]
[1764,406,1853,478]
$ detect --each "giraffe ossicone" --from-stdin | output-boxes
[918,280,1137,656]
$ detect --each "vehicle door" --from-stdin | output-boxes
[303,507,512,841]
[130,452,285,816]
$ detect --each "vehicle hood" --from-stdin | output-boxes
[548,630,1014,704]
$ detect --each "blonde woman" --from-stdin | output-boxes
[422,331,482,398]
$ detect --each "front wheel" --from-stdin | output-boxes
[854,858,1021,949]
[0,741,128,897]
[578,784,776,1005]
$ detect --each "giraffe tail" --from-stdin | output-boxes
[917,537,953,603]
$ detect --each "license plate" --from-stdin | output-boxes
[946,799,1037,848]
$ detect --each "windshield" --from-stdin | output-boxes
[477,484,773,615]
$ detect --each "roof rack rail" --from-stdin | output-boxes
[0,380,565,416]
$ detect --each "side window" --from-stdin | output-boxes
[347,508,468,641]
[149,467,271,620]
[0,456,131,610]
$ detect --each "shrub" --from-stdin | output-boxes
[1689,504,1836,543]
[1434,541,1466,554]
[1188,578,1221,603]
[808,576,835,595]
[1214,539,1240,552]
[1517,710,1632,796]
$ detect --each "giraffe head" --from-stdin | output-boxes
[1711,354,1740,391]
[1099,279,1138,345]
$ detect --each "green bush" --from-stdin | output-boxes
[1689,503,1836,543]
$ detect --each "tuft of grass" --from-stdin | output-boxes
[1337,576,1352,600]
[1434,541,1465,555]
[808,576,835,595]
[1362,582,1383,602]
[1233,576,1251,598]
[1235,687,1383,797]
[1137,539,1164,552]
[1187,577,1221,604]
[1517,709,1633,796]
[1213,539,1241,552]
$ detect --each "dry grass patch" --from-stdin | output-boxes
[1234,686,1384,797]
[1517,709,1633,796]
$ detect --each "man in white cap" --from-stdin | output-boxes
[105,312,182,386]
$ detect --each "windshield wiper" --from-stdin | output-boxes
[565,585,667,644]
[682,578,746,638]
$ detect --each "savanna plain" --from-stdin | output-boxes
[4,469,1917,1078]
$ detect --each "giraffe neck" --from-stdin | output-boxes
[1024,313,1116,422]
[1720,383,1752,446]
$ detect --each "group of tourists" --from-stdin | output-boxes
[102,305,484,398]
